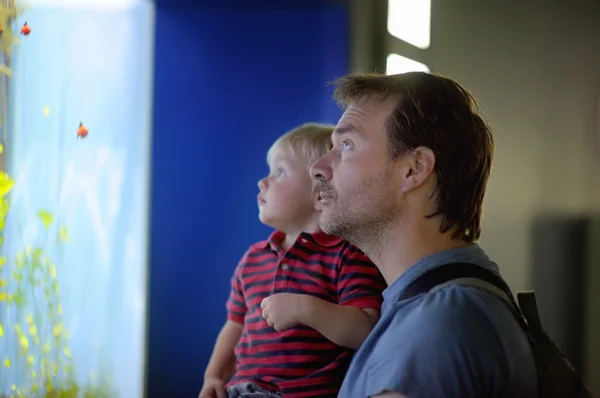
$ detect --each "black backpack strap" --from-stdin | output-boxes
[516,291,544,339]
[400,262,512,300]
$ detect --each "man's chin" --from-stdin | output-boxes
[318,216,340,237]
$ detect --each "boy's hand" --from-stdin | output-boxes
[261,293,308,331]
[198,377,227,398]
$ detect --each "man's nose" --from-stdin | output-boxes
[310,155,330,181]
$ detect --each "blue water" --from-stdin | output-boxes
[0,2,154,397]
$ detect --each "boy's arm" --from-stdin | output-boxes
[300,246,385,349]
[203,320,243,382]
[299,297,379,349]
[204,262,247,384]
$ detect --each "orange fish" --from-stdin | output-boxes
[21,22,30,36]
[77,122,88,139]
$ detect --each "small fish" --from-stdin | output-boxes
[77,122,88,139]
[21,22,30,36]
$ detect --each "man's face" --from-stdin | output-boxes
[310,96,403,245]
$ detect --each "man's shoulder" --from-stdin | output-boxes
[385,284,507,344]
[357,285,532,397]
[373,283,536,375]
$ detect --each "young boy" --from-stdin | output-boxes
[199,123,386,398]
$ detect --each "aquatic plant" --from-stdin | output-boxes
[0,145,116,397]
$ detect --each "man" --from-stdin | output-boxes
[310,72,537,398]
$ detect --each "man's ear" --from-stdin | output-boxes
[398,146,436,194]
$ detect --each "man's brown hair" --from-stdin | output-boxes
[333,72,494,242]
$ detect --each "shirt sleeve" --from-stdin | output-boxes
[337,245,386,309]
[365,286,509,398]
[225,253,248,325]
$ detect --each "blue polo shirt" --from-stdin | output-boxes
[338,244,537,398]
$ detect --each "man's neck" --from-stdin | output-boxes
[365,219,470,286]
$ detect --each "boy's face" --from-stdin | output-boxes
[257,145,318,233]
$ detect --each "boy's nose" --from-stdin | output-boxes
[258,177,268,190]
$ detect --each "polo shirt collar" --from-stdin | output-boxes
[262,230,344,251]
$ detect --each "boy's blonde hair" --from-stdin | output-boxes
[267,123,335,166]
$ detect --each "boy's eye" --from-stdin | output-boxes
[275,168,285,177]
[342,140,353,151]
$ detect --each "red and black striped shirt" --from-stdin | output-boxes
[226,230,386,398]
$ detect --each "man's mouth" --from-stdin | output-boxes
[318,192,334,202]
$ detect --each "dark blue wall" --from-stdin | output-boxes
[148,1,349,396]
